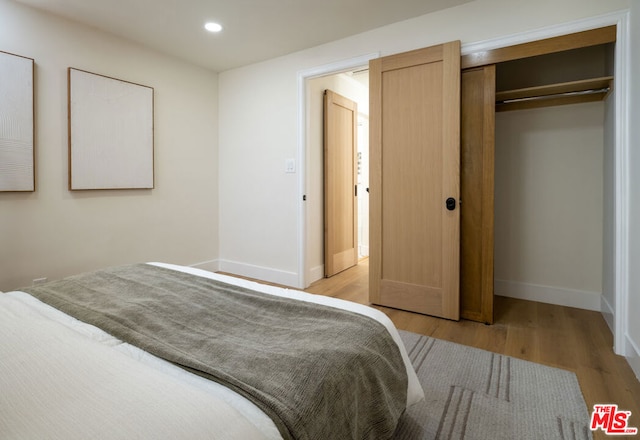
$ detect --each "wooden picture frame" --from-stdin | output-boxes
[0,51,35,192]
[68,68,154,190]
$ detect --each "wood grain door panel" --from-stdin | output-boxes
[460,66,496,324]
[324,90,358,277]
[369,41,461,320]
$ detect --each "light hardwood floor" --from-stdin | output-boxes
[304,259,640,440]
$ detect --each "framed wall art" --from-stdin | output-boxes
[0,50,34,192]
[68,68,154,190]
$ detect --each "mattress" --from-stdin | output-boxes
[0,262,424,439]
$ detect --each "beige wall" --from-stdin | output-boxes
[494,102,605,309]
[0,0,219,290]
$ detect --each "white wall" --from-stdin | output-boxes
[218,0,629,287]
[494,102,604,310]
[0,0,219,290]
[602,65,617,329]
[306,73,368,283]
[626,0,640,379]
[217,63,300,285]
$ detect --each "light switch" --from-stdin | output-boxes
[285,158,296,173]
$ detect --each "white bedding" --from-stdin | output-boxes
[0,262,424,440]
[0,292,270,440]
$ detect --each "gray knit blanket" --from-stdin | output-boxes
[23,264,408,440]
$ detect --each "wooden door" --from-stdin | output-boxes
[323,90,358,277]
[369,41,461,320]
[460,66,495,324]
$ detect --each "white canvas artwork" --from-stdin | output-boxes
[0,51,34,192]
[69,68,154,190]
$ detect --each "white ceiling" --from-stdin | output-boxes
[15,0,471,72]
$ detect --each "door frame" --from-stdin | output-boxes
[296,52,379,288]
[296,10,630,356]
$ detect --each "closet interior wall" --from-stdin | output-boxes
[460,28,616,322]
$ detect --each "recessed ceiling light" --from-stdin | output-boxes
[204,22,223,33]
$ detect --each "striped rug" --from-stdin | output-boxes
[394,330,592,440]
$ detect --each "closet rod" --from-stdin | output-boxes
[497,87,610,104]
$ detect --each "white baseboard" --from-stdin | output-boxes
[494,279,602,311]
[308,265,324,286]
[217,259,299,287]
[190,259,220,273]
[600,294,615,334]
[625,335,640,381]
[603,296,640,379]
[627,357,640,382]
[625,334,640,359]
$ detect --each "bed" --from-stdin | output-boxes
[0,262,423,440]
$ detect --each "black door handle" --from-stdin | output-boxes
[446,197,456,211]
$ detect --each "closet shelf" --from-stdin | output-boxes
[495,76,613,112]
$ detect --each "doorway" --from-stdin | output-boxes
[306,69,370,283]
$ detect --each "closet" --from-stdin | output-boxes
[460,26,616,323]
[368,26,616,324]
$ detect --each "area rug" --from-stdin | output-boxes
[394,330,592,440]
